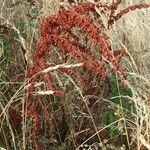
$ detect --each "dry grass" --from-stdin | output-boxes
[0,0,150,150]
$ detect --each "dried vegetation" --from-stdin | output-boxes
[0,0,150,150]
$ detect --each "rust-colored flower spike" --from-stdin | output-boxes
[39,1,150,86]
[27,105,41,150]
[108,3,150,27]
[39,8,126,86]
[39,2,110,37]
[25,1,150,149]
[35,35,107,76]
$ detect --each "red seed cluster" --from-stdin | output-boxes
[26,1,150,149]
[27,105,40,150]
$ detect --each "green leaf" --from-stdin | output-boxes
[105,112,119,137]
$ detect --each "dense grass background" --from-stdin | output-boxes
[0,0,150,149]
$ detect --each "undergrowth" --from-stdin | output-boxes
[0,0,150,150]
